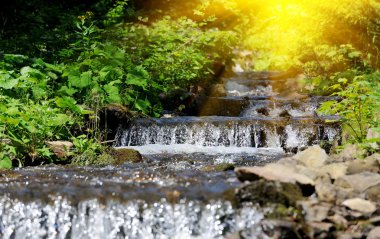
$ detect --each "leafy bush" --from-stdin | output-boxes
[318,71,380,144]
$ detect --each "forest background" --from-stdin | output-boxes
[0,0,379,168]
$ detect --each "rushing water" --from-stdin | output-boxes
[0,71,340,238]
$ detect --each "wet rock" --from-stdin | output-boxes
[236,179,304,206]
[279,110,291,118]
[256,108,269,116]
[292,145,329,168]
[347,157,379,174]
[100,104,134,140]
[267,204,302,219]
[261,219,303,239]
[334,172,380,195]
[201,163,235,172]
[166,190,181,204]
[342,198,376,215]
[46,141,73,158]
[0,170,22,181]
[109,148,143,164]
[367,227,380,239]
[235,164,315,193]
[208,83,226,97]
[319,163,348,180]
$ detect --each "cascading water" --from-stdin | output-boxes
[0,70,341,239]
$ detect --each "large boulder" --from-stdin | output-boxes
[292,145,329,168]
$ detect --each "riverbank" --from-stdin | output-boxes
[235,145,380,239]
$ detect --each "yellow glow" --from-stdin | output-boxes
[192,0,375,70]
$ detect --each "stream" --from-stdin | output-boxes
[0,71,340,239]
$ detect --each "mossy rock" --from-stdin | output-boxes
[201,163,235,172]
[236,179,304,207]
[71,148,142,166]
[0,170,22,180]
[109,148,143,164]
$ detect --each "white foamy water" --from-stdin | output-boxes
[0,197,264,239]
[225,81,274,97]
[119,144,284,155]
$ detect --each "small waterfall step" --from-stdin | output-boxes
[0,164,265,239]
[116,116,340,150]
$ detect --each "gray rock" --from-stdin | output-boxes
[298,200,332,222]
[342,198,376,215]
[366,153,380,166]
[277,157,298,166]
[367,227,380,239]
[235,164,315,186]
[295,164,320,181]
[336,232,362,239]
[334,172,380,194]
[314,172,338,203]
[367,128,380,150]
[347,157,379,175]
[319,163,348,180]
[369,216,380,224]
[292,145,329,168]
[327,214,348,229]
[365,184,380,202]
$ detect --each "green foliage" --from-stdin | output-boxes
[0,1,238,167]
[119,17,236,89]
[318,71,380,144]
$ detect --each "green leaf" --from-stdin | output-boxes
[0,157,12,169]
[49,114,70,126]
[134,98,151,113]
[58,86,78,96]
[55,97,81,113]
[5,107,19,116]
[104,84,122,103]
[126,73,148,89]
[69,71,92,88]
[0,77,18,89]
